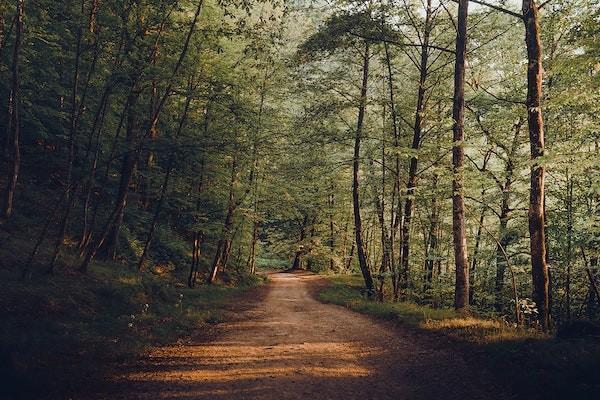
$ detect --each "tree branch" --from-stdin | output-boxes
[451,0,523,20]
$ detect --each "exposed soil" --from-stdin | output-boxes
[99,271,510,400]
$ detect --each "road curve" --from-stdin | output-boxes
[112,271,506,400]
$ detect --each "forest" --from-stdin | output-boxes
[0,0,599,399]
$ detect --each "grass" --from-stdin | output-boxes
[318,274,600,400]
[0,176,268,399]
[0,240,265,399]
[256,256,289,270]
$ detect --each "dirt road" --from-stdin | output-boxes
[113,272,507,399]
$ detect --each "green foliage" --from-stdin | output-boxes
[0,245,264,397]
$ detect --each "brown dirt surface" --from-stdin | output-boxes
[98,271,511,399]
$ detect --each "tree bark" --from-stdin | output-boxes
[208,150,240,283]
[1,0,23,219]
[399,0,433,295]
[352,41,374,294]
[424,174,439,293]
[47,0,87,272]
[565,170,573,319]
[291,215,309,270]
[137,88,193,271]
[523,0,550,330]
[383,40,402,300]
[452,0,470,311]
[328,185,335,271]
[101,89,141,259]
[469,201,485,305]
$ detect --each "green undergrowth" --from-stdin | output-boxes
[0,246,265,399]
[318,274,600,400]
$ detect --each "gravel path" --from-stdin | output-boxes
[111,271,507,400]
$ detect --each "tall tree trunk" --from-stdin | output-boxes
[399,0,433,295]
[375,103,391,300]
[47,0,87,272]
[424,174,439,293]
[307,224,316,272]
[245,71,267,274]
[352,41,374,293]
[470,202,485,305]
[328,185,335,271]
[140,43,160,210]
[585,254,599,317]
[469,151,491,305]
[2,0,23,219]
[523,0,550,331]
[137,88,193,271]
[188,231,204,288]
[291,215,308,270]
[189,154,206,287]
[208,152,238,283]
[495,203,510,311]
[452,0,470,311]
[101,89,141,259]
[492,118,521,310]
[383,40,401,300]
[565,170,573,320]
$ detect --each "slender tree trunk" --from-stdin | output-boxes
[88,0,99,33]
[208,152,238,283]
[424,174,439,293]
[469,150,491,305]
[188,231,203,288]
[523,0,550,330]
[137,89,193,271]
[352,41,374,293]
[291,215,308,270]
[101,89,141,259]
[47,0,87,272]
[346,239,355,271]
[469,202,485,305]
[383,40,401,300]
[375,102,390,300]
[328,185,335,271]
[495,204,510,311]
[452,0,470,311]
[21,188,69,279]
[189,168,206,287]
[564,170,573,319]
[399,0,433,295]
[2,0,23,219]
[245,73,267,274]
[140,46,160,210]
[247,220,258,274]
[189,107,209,286]
[491,118,521,310]
[585,254,599,315]
[307,224,316,271]
[79,92,111,249]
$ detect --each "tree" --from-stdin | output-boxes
[522,0,550,330]
[452,0,470,311]
[2,0,23,219]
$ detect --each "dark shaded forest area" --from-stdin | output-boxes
[0,0,599,399]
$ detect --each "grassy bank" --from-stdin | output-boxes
[318,275,600,400]
[0,258,265,399]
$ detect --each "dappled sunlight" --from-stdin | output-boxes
[422,317,547,343]
[112,272,399,399]
[423,317,502,330]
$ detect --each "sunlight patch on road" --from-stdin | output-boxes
[124,341,374,383]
